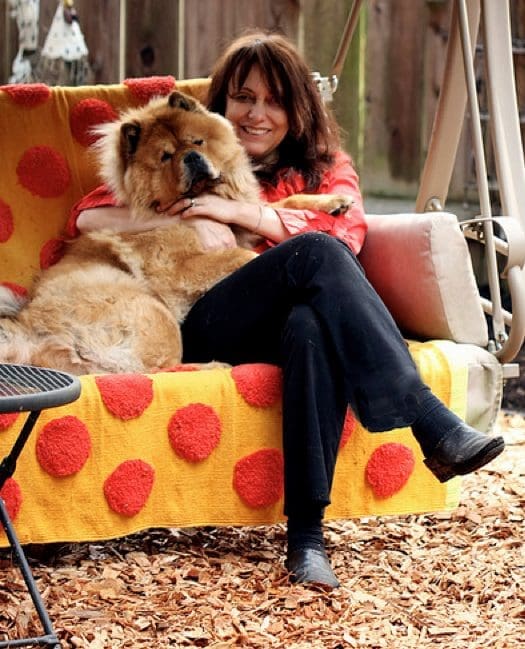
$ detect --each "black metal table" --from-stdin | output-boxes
[0,364,81,649]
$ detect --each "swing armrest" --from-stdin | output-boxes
[358,212,488,346]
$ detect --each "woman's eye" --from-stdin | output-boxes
[161,151,173,162]
[233,94,252,104]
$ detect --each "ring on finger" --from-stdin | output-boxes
[190,198,196,208]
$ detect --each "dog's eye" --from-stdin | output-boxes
[192,139,204,146]
[161,151,173,162]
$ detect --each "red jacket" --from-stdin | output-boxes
[66,151,367,255]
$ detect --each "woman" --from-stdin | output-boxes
[73,32,504,588]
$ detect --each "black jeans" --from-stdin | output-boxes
[181,233,425,515]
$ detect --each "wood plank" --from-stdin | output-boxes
[184,0,299,79]
[73,0,120,83]
[384,0,426,183]
[302,0,361,162]
[125,0,179,80]
[1,0,16,82]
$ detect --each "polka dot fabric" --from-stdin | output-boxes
[0,199,14,243]
[69,99,118,147]
[0,83,51,107]
[0,79,463,546]
[16,146,71,198]
[0,76,192,288]
[0,343,463,546]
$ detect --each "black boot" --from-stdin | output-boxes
[286,544,340,589]
[423,422,505,482]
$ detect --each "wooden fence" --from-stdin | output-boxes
[1,0,524,202]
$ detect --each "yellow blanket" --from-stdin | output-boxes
[0,341,463,547]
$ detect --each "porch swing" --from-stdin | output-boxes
[0,0,523,551]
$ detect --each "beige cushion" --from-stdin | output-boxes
[358,212,488,346]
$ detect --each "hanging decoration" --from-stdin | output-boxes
[8,0,40,84]
[35,0,94,86]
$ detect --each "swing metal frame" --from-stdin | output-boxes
[317,0,525,372]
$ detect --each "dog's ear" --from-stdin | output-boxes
[168,91,199,112]
[120,121,141,159]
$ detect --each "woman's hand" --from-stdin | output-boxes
[183,217,237,250]
[159,194,242,225]
[159,194,288,243]
[156,196,238,250]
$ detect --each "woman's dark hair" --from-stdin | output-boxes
[207,31,341,190]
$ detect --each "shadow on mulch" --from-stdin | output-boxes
[501,345,525,412]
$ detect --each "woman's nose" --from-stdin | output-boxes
[247,99,266,119]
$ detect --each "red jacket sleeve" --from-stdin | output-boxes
[261,151,367,255]
[65,184,120,237]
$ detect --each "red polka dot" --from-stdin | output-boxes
[0,478,22,521]
[104,459,155,516]
[36,416,91,477]
[231,364,282,408]
[17,146,71,198]
[339,408,357,449]
[124,76,176,104]
[0,412,20,431]
[0,199,14,243]
[365,443,415,498]
[40,238,66,269]
[95,374,154,420]
[168,403,221,462]
[233,448,284,508]
[0,282,28,299]
[0,83,51,107]
[70,98,118,147]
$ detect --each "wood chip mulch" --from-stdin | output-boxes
[1,411,523,648]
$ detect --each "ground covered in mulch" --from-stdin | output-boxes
[1,412,523,649]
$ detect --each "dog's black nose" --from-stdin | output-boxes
[183,151,212,181]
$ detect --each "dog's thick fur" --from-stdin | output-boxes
[0,91,352,374]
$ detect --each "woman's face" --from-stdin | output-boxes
[225,66,289,160]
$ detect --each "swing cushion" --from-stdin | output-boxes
[0,77,502,548]
[360,212,489,346]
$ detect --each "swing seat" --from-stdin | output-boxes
[0,76,519,548]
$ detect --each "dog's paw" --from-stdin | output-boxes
[305,194,353,216]
[325,195,353,216]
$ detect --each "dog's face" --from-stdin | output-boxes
[94,91,260,221]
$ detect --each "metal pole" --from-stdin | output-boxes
[457,0,505,344]
[330,0,364,79]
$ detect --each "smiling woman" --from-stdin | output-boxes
[225,66,289,160]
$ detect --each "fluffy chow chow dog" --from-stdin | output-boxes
[0,91,351,374]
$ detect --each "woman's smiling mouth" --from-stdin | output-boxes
[242,126,270,136]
